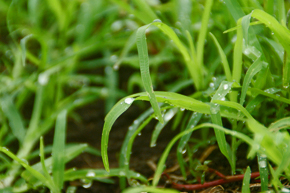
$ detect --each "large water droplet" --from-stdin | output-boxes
[223,84,229,90]
[124,98,135,104]
[86,171,96,177]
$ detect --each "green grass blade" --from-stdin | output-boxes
[39,137,56,190]
[52,110,67,189]
[268,117,290,131]
[223,0,245,22]
[0,147,58,192]
[177,112,202,179]
[20,34,33,67]
[196,0,213,70]
[101,96,136,171]
[240,58,267,106]
[241,166,251,193]
[0,95,26,144]
[248,87,290,105]
[151,108,177,147]
[257,154,268,191]
[64,168,147,183]
[211,81,235,171]
[136,24,164,124]
[21,144,88,185]
[122,186,179,193]
[209,32,232,82]
[251,9,290,54]
[232,18,243,88]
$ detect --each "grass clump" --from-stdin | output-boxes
[1,0,290,192]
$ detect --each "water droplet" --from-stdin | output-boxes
[153,19,162,23]
[223,84,229,90]
[182,149,187,154]
[128,126,133,130]
[86,171,95,177]
[111,20,123,31]
[151,143,156,147]
[271,32,274,35]
[180,108,185,111]
[259,160,266,168]
[82,181,92,189]
[136,173,141,177]
[119,171,126,176]
[113,64,119,70]
[38,73,49,85]
[124,97,135,104]
[164,110,175,122]
[212,77,217,81]
[134,120,139,124]
[209,82,214,88]
[138,132,142,136]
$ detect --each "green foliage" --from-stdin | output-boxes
[2,0,290,192]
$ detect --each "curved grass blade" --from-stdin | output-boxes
[248,87,290,105]
[122,186,179,193]
[119,108,154,189]
[152,123,256,186]
[209,32,232,82]
[52,110,67,189]
[102,91,244,171]
[241,166,251,193]
[64,168,147,183]
[251,9,290,54]
[268,117,290,131]
[240,58,267,106]
[102,96,137,171]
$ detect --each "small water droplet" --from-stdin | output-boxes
[134,120,139,124]
[119,171,126,176]
[128,126,133,130]
[164,110,175,122]
[151,143,156,147]
[136,173,141,177]
[180,108,185,111]
[212,77,217,81]
[153,19,162,23]
[82,181,92,188]
[124,98,135,104]
[182,149,187,154]
[209,82,214,88]
[138,132,142,136]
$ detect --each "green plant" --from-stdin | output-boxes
[102,0,290,192]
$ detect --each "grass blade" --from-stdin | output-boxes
[151,108,177,147]
[257,153,268,191]
[136,24,164,124]
[241,166,251,193]
[52,110,67,189]
[0,95,26,144]
[177,112,202,179]
[196,0,213,70]
[240,58,267,106]
[211,81,235,171]
[209,32,232,82]
[122,186,179,193]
